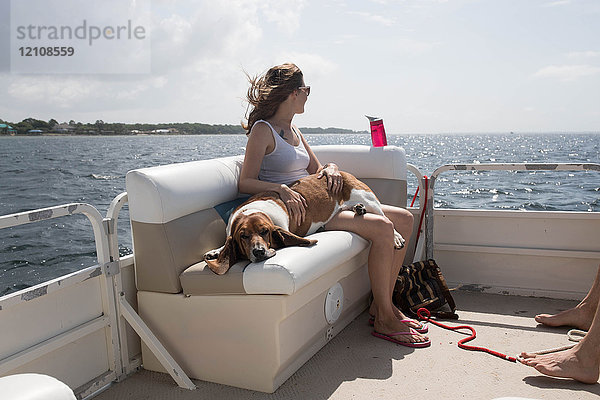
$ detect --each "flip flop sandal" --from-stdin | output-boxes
[368,316,428,334]
[371,329,432,348]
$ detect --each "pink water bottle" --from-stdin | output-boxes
[366,116,387,147]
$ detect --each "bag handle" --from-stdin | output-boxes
[428,259,459,319]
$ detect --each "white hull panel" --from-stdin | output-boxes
[433,209,600,299]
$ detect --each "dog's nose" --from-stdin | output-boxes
[252,247,266,259]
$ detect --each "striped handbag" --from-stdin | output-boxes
[393,259,458,319]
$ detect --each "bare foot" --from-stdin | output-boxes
[519,345,600,384]
[534,304,594,331]
[369,305,424,330]
[373,316,429,345]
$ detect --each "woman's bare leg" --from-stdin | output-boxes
[325,210,427,344]
[366,205,417,322]
[535,265,600,331]
[381,205,414,294]
[519,294,600,383]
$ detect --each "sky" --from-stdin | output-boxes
[1,0,599,134]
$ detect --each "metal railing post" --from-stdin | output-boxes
[104,192,196,390]
[406,163,425,262]
[425,175,436,260]
[104,192,132,378]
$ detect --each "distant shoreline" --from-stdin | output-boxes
[3,119,598,137]
[1,130,367,137]
[0,118,366,136]
[2,131,599,137]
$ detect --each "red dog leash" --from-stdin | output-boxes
[417,308,517,363]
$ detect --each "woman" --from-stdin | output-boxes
[239,63,429,347]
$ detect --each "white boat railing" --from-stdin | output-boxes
[424,163,600,260]
[406,163,426,262]
[104,193,195,391]
[0,199,195,398]
[0,203,124,398]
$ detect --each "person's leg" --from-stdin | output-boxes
[535,265,600,331]
[381,205,414,292]
[519,295,600,383]
[325,210,428,344]
[367,205,416,322]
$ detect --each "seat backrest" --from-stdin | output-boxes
[126,145,407,294]
[312,145,407,207]
[126,156,243,293]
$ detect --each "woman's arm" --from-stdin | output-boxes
[238,123,279,195]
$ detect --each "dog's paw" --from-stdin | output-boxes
[352,203,367,216]
[393,230,405,250]
[204,249,220,260]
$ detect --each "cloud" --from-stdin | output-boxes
[532,64,600,81]
[543,0,572,7]
[259,0,307,34]
[393,38,440,55]
[332,33,360,45]
[347,11,395,27]
[275,52,338,82]
[7,76,98,109]
[2,0,308,123]
[5,75,169,110]
[567,51,600,59]
[150,1,264,75]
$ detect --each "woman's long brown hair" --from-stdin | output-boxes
[242,63,304,135]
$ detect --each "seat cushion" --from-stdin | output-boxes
[0,374,76,400]
[180,231,370,295]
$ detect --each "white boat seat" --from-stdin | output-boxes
[126,145,407,295]
[0,374,76,400]
[180,231,369,295]
[125,145,408,392]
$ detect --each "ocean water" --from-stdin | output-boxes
[1,133,599,296]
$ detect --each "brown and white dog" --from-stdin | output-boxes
[204,171,405,275]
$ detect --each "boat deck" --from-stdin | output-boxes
[95,291,600,400]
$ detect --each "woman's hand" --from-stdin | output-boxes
[278,184,307,228]
[318,163,343,194]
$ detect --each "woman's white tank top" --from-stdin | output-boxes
[254,120,310,185]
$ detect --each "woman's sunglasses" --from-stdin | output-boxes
[298,86,310,96]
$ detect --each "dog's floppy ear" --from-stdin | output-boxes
[272,227,317,249]
[205,236,240,275]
